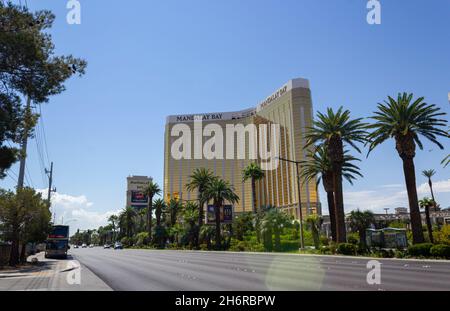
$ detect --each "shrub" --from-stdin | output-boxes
[120,237,132,247]
[430,244,450,259]
[336,243,357,256]
[407,243,433,257]
[347,233,359,245]
[280,240,301,252]
[199,243,209,251]
[319,246,332,254]
[320,236,330,246]
[135,232,149,247]
[434,225,450,245]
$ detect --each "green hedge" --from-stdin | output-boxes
[407,243,433,257]
[336,243,357,255]
[430,244,450,259]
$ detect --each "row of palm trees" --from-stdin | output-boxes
[302,93,448,244]
[112,92,446,248]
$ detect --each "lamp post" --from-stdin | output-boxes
[277,157,305,250]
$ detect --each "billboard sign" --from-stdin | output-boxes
[131,191,148,204]
[206,205,233,224]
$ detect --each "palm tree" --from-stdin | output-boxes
[142,180,161,242]
[186,168,215,247]
[202,177,239,249]
[154,198,166,227]
[166,198,181,227]
[422,169,438,211]
[367,93,448,244]
[442,154,450,168]
[119,207,137,238]
[305,107,367,243]
[200,225,215,249]
[242,162,265,213]
[306,214,322,249]
[264,208,292,251]
[182,201,199,248]
[348,209,375,251]
[301,145,363,242]
[107,214,119,242]
[419,197,435,243]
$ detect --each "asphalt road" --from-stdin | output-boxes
[69,248,450,291]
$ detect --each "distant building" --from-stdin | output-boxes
[395,207,408,215]
[126,176,151,210]
[163,78,321,219]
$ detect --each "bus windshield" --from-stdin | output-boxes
[46,240,68,250]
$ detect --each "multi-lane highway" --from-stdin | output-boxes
[70,248,450,291]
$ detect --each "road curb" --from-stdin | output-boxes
[127,248,450,263]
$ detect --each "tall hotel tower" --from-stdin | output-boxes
[164,78,320,219]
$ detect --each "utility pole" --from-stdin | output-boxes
[17,97,31,190]
[45,162,56,222]
[45,162,54,204]
[278,157,305,250]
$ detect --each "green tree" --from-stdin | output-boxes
[202,178,239,249]
[301,144,362,242]
[119,207,137,239]
[142,180,161,242]
[166,199,181,227]
[199,225,215,250]
[419,197,435,243]
[0,3,86,176]
[242,162,265,213]
[305,107,367,243]
[232,212,254,241]
[348,209,375,251]
[186,168,215,247]
[306,215,322,249]
[154,198,166,227]
[367,93,448,244]
[107,214,119,242]
[422,169,438,211]
[259,207,292,251]
[0,187,51,265]
[182,201,199,249]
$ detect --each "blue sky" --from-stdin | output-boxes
[1,0,449,233]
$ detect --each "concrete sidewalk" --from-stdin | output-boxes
[0,252,111,291]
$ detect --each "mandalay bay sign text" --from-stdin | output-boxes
[170,117,280,171]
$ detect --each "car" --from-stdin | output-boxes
[103,244,111,249]
[73,244,79,249]
[81,243,87,248]
[114,242,123,250]
[89,244,94,248]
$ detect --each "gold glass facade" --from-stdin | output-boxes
[163,78,320,219]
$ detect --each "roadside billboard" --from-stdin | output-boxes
[131,191,148,204]
[206,205,233,224]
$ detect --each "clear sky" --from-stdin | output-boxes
[1,0,449,234]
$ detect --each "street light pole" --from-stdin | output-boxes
[277,157,305,250]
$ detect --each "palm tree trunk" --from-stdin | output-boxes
[424,205,434,243]
[326,191,337,242]
[197,196,203,248]
[19,243,27,264]
[147,195,153,242]
[274,228,281,251]
[251,179,256,213]
[428,180,438,212]
[333,165,346,243]
[214,202,221,249]
[401,157,425,244]
[9,229,19,266]
[359,229,367,251]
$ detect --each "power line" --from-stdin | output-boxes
[38,104,51,165]
[6,172,17,184]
